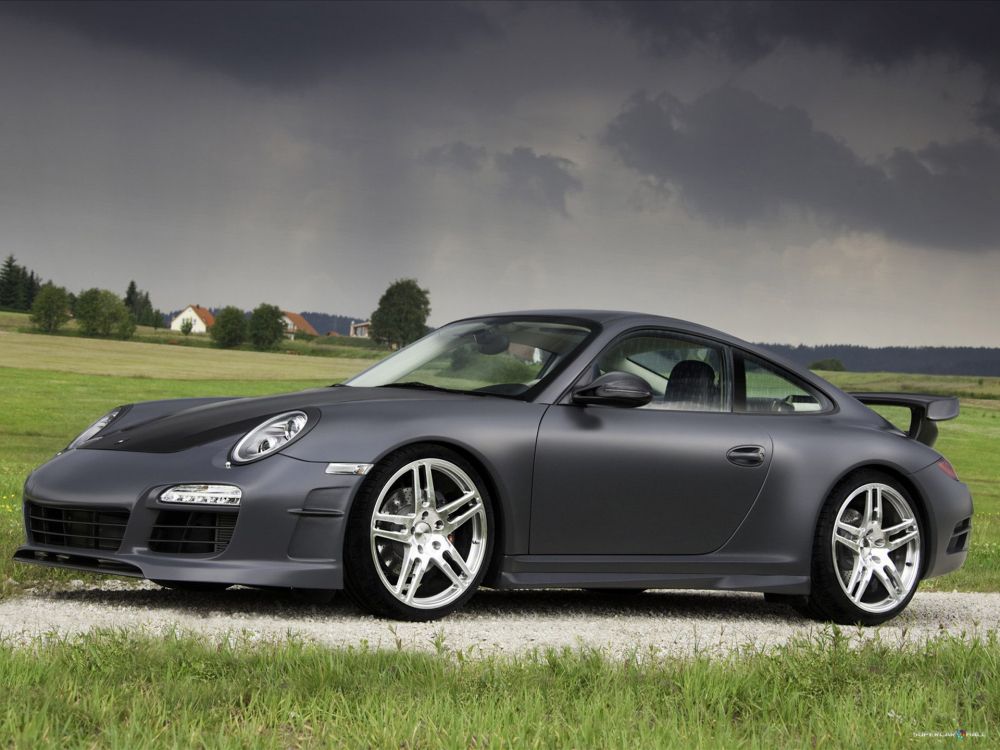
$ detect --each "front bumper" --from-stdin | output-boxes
[14,444,366,589]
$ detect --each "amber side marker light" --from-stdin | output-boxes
[935,459,959,481]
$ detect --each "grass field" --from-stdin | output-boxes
[0,629,995,748]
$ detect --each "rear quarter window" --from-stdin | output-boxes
[738,353,829,414]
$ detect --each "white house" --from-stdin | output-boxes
[170,305,215,334]
[350,320,371,338]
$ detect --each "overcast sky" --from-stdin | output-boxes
[1,1,999,345]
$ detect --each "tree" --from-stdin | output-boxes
[370,278,431,348]
[0,256,42,311]
[30,283,71,333]
[210,306,247,348]
[180,318,194,336]
[0,255,19,308]
[123,281,164,327]
[22,270,40,309]
[75,288,135,339]
[124,281,139,313]
[248,303,285,351]
[809,358,846,372]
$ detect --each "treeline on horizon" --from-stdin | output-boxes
[762,343,1000,376]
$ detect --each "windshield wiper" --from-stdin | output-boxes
[377,381,516,398]
[379,381,454,392]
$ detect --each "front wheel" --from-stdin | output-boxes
[802,472,923,625]
[344,445,495,621]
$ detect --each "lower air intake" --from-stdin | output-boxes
[26,502,129,552]
[149,511,237,555]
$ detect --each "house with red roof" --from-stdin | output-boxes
[169,305,215,334]
[282,311,319,339]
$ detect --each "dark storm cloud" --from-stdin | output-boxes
[494,147,582,217]
[604,87,1000,250]
[977,94,1000,134]
[1,0,497,89]
[600,0,1000,133]
[422,141,488,172]
[601,1,1000,72]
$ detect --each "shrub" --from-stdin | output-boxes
[809,358,846,372]
[211,306,248,349]
[75,288,135,339]
[30,283,71,333]
[248,303,285,351]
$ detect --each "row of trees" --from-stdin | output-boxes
[206,279,432,352]
[124,280,166,328]
[23,262,166,340]
[209,304,288,351]
[14,249,433,352]
[0,256,42,311]
[31,285,139,339]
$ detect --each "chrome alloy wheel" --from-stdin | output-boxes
[831,482,921,614]
[369,458,488,610]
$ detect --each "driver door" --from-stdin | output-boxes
[529,330,772,555]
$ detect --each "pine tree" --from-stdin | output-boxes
[12,265,28,310]
[124,280,139,314]
[25,270,41,309]
[0,255,18,308]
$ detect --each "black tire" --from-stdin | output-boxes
[798,470,924,626]
[153,580,231,592]
[344,444,495,621]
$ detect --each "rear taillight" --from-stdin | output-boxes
[935,459,959,481]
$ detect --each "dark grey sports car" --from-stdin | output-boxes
[16,311,972,624]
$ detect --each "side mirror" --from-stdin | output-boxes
[572,371,653,408]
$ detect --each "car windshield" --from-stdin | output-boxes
[345,318,593,397]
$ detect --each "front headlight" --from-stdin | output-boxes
[66,406,127,450]
[231,411,308,464]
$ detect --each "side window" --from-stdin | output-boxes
[739,354,826,414]
[595,333,727,412]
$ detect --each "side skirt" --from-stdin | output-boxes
[496,554,810,594]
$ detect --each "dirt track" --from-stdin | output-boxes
[1,583,997,657]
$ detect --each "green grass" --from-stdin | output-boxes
[0,331,373,380]
[0,630,995,748]
[820,369,1000,400]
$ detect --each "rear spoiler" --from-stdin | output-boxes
[850,392,959,448]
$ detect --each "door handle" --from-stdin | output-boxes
[727,445,766,467]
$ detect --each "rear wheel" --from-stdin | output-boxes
[344,445,494,621]
[800,472,923,625]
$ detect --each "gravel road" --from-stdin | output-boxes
[2,583,998,658]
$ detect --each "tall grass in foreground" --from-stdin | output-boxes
[0,630,995,748]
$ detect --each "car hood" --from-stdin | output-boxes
[82,386,487,454]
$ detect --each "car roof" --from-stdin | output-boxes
[465,309,746,345]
